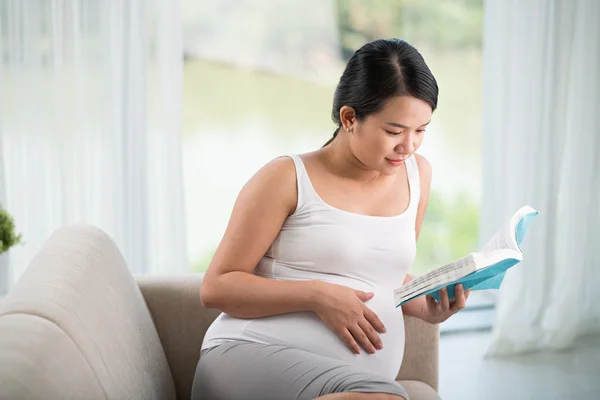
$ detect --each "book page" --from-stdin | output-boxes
[394,254,476,301]
[475,249,522,270]
[479,206,537,255]
[478,223,516,254]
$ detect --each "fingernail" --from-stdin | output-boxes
[377,343,384,350]
[458,284,463,290]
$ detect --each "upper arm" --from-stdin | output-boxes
[202,156,298,282]
[414,153,432,241]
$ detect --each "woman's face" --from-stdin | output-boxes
[344,95,433,175]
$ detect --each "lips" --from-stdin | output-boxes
[386,158,406,166]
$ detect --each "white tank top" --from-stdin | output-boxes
[201,154,420,379]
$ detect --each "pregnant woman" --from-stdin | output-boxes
[193,38,470,400]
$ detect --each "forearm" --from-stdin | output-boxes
[201,271,321,318]
[401,295,426,320]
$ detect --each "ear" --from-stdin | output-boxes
[339,106,356,130]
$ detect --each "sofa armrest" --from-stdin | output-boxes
[136,274,217,400]
[396,315,439,392]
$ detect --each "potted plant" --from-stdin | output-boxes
[0,206,22,258]
[0,206,21,295]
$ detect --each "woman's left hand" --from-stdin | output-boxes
[420,284,471,324]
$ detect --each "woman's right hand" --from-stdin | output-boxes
[311,281,386,355]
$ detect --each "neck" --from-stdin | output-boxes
[321,130,381,183]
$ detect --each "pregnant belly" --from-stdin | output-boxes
[240,288,406,379]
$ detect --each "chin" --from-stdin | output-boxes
[379,165,399,176]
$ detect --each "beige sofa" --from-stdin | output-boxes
[0,225,440,400]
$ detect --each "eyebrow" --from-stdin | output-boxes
[385,120,431,129]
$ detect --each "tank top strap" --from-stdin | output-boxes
[404,154,421,211]
[286,154,316,212]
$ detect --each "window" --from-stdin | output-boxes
[1,1,491,327]
[181,0,492,325]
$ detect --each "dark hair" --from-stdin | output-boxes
[324,39,438,146]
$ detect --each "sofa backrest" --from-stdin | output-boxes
[0,225,176,400]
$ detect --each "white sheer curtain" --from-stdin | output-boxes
[0,114,6,295]
[480,0,600,355]
[0,0,188,292]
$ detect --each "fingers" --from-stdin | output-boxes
[340,328,361,355]
[358,318,383,352]
[354,290,374,302]
[450,284,467,312]
[349,324,376,354]
[440,287,450,310]
[426,294,438,310]
[363,306,386,333]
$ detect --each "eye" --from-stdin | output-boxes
[385,130,402,136]
[416,129,426,134]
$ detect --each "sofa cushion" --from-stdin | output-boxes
[0,225,176,400]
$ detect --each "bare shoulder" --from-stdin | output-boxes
[252,156,297,184]
[413,153,432,184]
[243,156,298,214]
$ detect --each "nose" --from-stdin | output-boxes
[396,131,415,154]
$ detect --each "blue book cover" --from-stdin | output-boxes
[394,205,538,307]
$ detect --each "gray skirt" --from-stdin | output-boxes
[192,340,408,400]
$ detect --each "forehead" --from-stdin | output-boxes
[373,95,432,124]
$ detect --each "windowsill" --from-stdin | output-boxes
[439,290,497,334]
[440,305,495,335]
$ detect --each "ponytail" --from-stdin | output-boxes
[322,128,340,148]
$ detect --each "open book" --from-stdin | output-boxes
[394,205,539,308]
